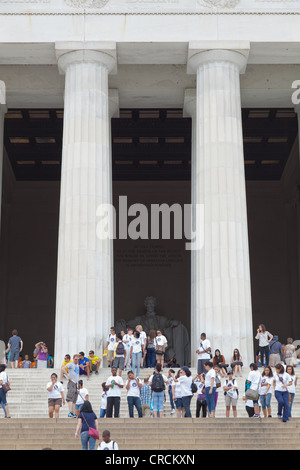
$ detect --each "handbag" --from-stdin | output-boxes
[2,374,11,392]
[155,345,164,355]
[2,382,11,393]
[245,388,259,400]
[82,413,99,440]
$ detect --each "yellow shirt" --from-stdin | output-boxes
[88,355,100,364]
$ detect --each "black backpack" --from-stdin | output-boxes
[151,373,165,392]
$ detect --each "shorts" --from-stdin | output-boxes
[113,356,125,370]
[225,395,238,407]
[48,398,62,408]
[10,350,19,362]
[156,354,164,361]
[175,398,184,409]
[66,381,78,404]
[107,350,114,362]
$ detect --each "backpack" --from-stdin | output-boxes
[115,341,125,355]
[151,373,165,392]
[191,382,198,394]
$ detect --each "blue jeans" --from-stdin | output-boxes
[168,386,175,410]
[99,408,106,418]
[127,396,143,418]
[146,348,156,368]
[80,430,96,450]
[182,395,192,418]
[260,393,272,410]
[152,391,165,413]
[131,351,142,378]
[275,390,289,422]
[205,387,216,413]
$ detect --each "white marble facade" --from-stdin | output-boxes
[1,0,300,366]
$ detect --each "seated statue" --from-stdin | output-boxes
[116,296,190,367]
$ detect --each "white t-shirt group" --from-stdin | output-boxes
[126,378,142,397]
[105,375,124,397]
[204,368,216,388]
[47,381,64,399]
[76,387,88,405]
[197,339,211,360]
[106,334,117,351]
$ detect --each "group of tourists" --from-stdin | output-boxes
[0,323,299,446]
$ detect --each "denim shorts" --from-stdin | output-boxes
[175,397,184,409]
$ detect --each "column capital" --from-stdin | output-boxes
[55,41,117,75]
[187,41,250,75]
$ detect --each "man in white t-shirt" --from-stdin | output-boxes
[196,333,211,375]
[126,370,143,418]
[97,430,119,451]
[122,328,133,370]
[155,330,168,368]
[105,367,124,418]
[105,327,117,368]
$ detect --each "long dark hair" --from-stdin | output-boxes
[214,349,223,364]
[233,349,240,361]
[80,400,94,414]
[0,364,7,373]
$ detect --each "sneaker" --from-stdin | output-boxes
[68,412,76,418]
[95,371,99,375]
[171,409,176,414]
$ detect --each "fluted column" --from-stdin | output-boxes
[0,81,7,231]
[187,46,254,366]
[54,48,117,366]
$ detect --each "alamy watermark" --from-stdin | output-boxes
[96,196,204,251]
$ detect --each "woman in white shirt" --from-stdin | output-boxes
[246,363,261,418]
[172,370,184,418]
[255,324,273,367]
[47,372,65,418]
[130,330,145,379]
[259,366,273,418]
[75,379,89,416]
[286,365,297,419]
[0,364,11,418]
[273,363,292,422]
[173,367,193,418]
[204,361,216,417]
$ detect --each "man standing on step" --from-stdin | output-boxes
[105,366,124,418]
[61,354,80,418]
[196,333,211,375]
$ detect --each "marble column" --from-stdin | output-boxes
[187,45,254,367]
[0,81,7,231]
[54,47,117,366]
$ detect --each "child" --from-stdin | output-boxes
[140,377,151,417]
[22,355,32,369]
[97,430,119,450]
[112,333,126,377]
[123,328,133,371]
[167,369,176,414]
[100,382,108,418]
